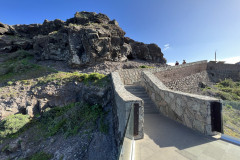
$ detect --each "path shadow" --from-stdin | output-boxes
[143,113,217,150]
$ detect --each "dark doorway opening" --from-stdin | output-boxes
[210,102,223,133]
[134,103,140,136]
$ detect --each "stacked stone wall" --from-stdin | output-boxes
[117,69,143,85]
[118,60,208,85]
[111,72,144,144]
[207,62,240,82]
[154,61,208,83]
[141,71,220,135]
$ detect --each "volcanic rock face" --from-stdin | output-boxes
[0,11,166,67]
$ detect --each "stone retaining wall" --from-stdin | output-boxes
[141,71,220,135]
[111,72,144,143]
[117,60,208,85]
[207,62,240,82]
[154,61,208,83]
[117,60,239,86]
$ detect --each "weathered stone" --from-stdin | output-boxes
[184,114,193,128]
[168,108,177,120]
[8,138,21,152]
[206,116,211,125]
[169,92,174,99]
[26,106,34,117]
[187,100,194,108]
[169,101,176,111]
[193,120,205,133]
[127,41,166,63]
[185,108,194,117]
[195,113,205,122]
[164,95,171,104]
[160,105,167,115]
[155,93,161,101]
[151,92,155,101]
[176,97,182,106]
[200,105,208,115]
[158,100,167,107]
[192,103,200,112]
[205,125,212,135]
[160,91,164,99]
[175,105,184,116]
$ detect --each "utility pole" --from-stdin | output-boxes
[215,50,217,62]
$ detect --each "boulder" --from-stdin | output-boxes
[125,38,166,63]
[0,35,33,53]
[0,22,15,35]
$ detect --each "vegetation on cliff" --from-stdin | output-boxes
[0,50,55,85]
[0,50,109,88]
[204,79,240,101]
[203,79,240,138]
[0,102,109,159]
[0,48,114,159]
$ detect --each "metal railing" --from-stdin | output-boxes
[119,107,135,160]
[221,100,240,145]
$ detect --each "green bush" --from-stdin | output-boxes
[221,87,233,92]
[223,100,240,110]
[29,151,52,160]
[226,104,232,110]
[0,102,108,143]
[0,114,30,139]
[0,50,55,84]
[38,72,108,87]
[7,81,13,85]
[210,79,240,101]
[217,91,232,100]
[139,65,154,69]
[218,79,235,87]
[39,103,107,137]
[233,88,240,96]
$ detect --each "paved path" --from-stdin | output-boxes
[125,85,240,160]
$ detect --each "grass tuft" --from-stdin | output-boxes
[0,102,109,144]
[0,50,56,84]
[0,114,30,139]
[37,72,108,87]
[205,79,240,101]
[28,151,52,160]
[139,65,154,69]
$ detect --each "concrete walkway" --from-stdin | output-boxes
[125,85,240,160]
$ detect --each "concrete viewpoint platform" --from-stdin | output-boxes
[125,85,240,160]
[135,113,240,160]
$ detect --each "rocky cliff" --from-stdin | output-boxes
[0,12,166,159]
[0,11,166,67]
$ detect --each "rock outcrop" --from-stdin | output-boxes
[0,12,166,67]
[0,81,111,119]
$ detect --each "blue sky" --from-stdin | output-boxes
[1,0,240,64]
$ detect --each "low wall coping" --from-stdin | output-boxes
[111,72,142,102]
[143,71,220,102]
